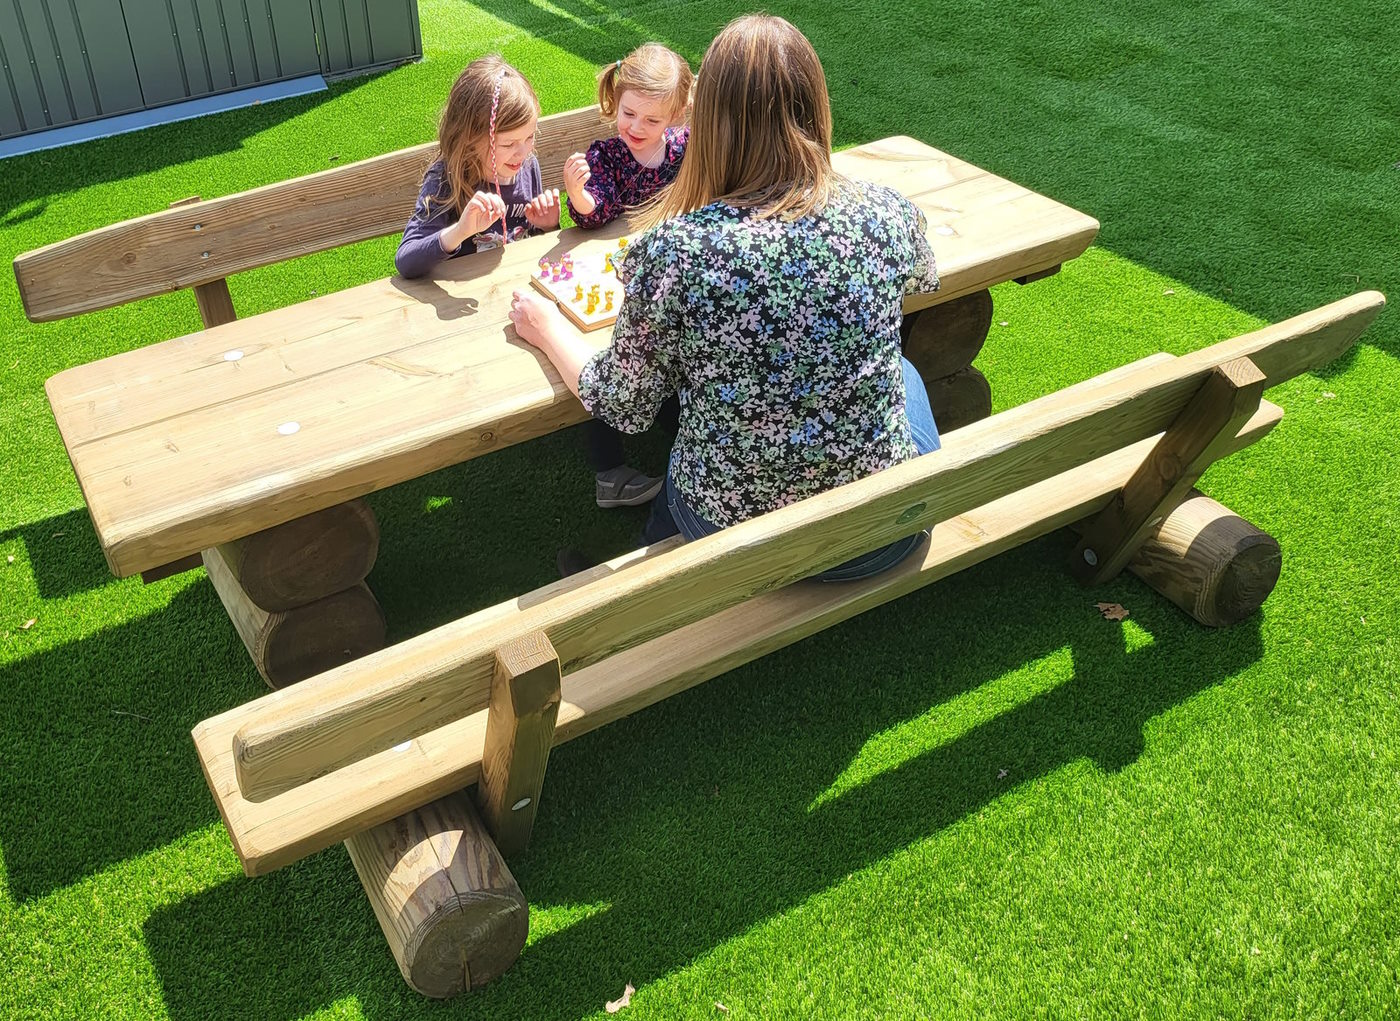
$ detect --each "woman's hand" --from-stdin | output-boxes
[524,188,561,229]
[509,290,590,399]
[563,153,597,215]
[509,290,566,350]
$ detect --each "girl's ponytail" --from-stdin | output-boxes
[597,58,623,119]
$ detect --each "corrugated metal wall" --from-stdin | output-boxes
[0,0,421,140]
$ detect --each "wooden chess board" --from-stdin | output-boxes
[529,236,630,332]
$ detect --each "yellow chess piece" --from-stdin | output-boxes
[605,289,615,312]
[574,284,584,302]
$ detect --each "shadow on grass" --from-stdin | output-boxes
[0,581,258,902]
[0,508,111,600]
[142,536,1264,1020]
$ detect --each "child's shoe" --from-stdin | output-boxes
[595,466,663,508]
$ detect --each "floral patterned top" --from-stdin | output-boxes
[577,180,940,528]
[567,126,690,228]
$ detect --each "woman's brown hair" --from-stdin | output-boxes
[597,43,694,122]
[637,15,839,229]
[430,55,540,216]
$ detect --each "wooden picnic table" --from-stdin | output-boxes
[44,135,1099,684]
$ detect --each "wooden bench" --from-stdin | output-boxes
[191,291,1384,997]
[23,125,1100,689]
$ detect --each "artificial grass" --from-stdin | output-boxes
[1,0,1397,1018]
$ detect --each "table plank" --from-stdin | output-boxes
[47,136,1100,577]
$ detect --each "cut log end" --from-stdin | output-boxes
[1128,490,1281,627]
[346,792,528,1000]
[405,892,530,997]
[926,366,993,433]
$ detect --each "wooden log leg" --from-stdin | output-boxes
[1127,490,1281,627]
[345,790,528,998]
[210,499,380,612]
[203,550,387,688]
[902,289,994,383]
[1073,356,1267,585]
[476,633,562,859]
[925,367,993,433]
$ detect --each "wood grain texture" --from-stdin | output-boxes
[344,790,527,997]
[219,292,1374,806]
[475,633,562,859]
[211,498,379,612]
[1073,356,1268,584]
[15,105,611,321]
[202,549,387,688]
[191,397,1284,875]
[1127,490,1282,627]
[46,135,1101,578]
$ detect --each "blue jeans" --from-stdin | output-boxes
[644,357,941,581]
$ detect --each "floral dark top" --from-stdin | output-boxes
[577,181,940,529]
[567,126,689,228]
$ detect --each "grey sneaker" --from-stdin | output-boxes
[595,466,664,508]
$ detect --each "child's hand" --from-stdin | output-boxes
[524,188,561,229]
[442,191,507,251]
[564,153,597,216]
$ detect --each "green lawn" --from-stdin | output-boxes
[2,1,1397,1018]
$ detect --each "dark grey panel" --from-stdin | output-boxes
[0,30,24,135]
[122,0,190,104]
[364,0,418,64]
[38,0,94,121]
[338,0,372,71]
[243,0,280,79]
[187,0,235,92]
[72,0,146,116]
[211,0,256,85]
[267,0,320,76]
[0,0,53,128]
[312,0,349,73]
[169,0,216,95]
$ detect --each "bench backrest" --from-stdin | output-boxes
[13,105,611,324]
[224,292,1384,805]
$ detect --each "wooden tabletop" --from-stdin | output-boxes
[45,136,1099,578]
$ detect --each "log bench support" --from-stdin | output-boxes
[202,498,386,688]
[902,289,994,432]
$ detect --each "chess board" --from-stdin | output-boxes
[529,236,629,332]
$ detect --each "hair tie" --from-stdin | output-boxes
[488,67,510,245]
[615,59,623,74]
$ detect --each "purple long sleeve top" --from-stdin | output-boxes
[566,126,689,229]
[395,156,546,278]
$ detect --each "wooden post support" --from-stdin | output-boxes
[345,790,529,998]
[902,289,993,383]
[202,549,387,688]
[1127,490,1281,627]
[168,195,237,328]
[1014,264,1061,285]
[209,499,380,612]
[1073,357,1267,586]
[926,366,993,433]
[475,633,562,859]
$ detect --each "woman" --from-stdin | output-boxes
[509,14,941,580]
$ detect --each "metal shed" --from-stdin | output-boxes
[0,0,421,143]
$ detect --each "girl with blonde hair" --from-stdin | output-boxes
[563,43,694,229]
[396,55,561,277]
[512,16,942,580]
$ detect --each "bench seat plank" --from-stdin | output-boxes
[47,136,1101,578]
[219,291,1383,803]
[194,394,1285,875]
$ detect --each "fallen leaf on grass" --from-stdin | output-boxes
[20,618,37,630]
[51,531,66,539]
[606,984,635,1013]
[1163,289,1175,296]
[1095,602,1130,622]
[6,555,13,564]
[1320,391,1337,399]
[998,320,1009,327]
[997,768,1009,780]
[716,1004,730,1014]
